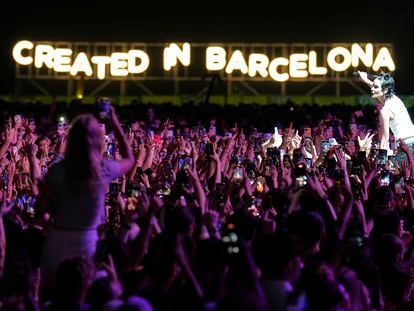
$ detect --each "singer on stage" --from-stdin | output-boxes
[357,70,414,161]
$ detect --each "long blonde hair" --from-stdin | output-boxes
[64,114,103,193]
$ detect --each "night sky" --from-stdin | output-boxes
[1,0,413,95]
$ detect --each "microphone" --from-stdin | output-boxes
[352,71,379,81]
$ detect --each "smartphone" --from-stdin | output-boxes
[245,161,257,179]
[283,154,292,168]
[295,162,306,176]
[350,175,363,199]
[184,157,192,170]
[394,177,405,194]
[357,151,367,164]
[304,137,313,149]
[109,182,120,195]
[98,97,111,120]
[178,157,192,170]
[266,147,280,166]
[320,140,330,154]
[369,149,380,161]
[387,155,396,172]
[148,129,155,140]
[256,176,265,193]
[377,149,388,166]
[107,143,117,157]
[345,158,352,170]
[263,159,272,176]
[292,149,304,164]
[379,170,391,187]
[232,167,244,183]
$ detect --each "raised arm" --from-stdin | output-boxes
[356,70,374,87]
[108,106,135,176]
[186,165,206,214]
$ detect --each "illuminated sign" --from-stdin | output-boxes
[12,41,395,81]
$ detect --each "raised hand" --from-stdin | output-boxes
[291,130,302,149]
[357,131,375,152]
[398,139,413,158]
[334,146,347,171]
[401,160,411,178]
[126,128,134,146]
[356,70,368,81]
[306,172,326,199]
[263,126,283,149]
[5,127,17,145]
[27,137,38,157]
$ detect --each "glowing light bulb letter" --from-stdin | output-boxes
[225,50,248,74]
[163,43,191,71]
[248,53,269,78]
[372,47,395,71]
[70,52,93,76]
[12,40,34,65]
[268,57,289,82]
[206,46,226,71]
[351,43,373,67]
[327,47,352,72]
[34,44,55,69]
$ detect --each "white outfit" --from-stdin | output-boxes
[384,95,414,141]
[40,159,121,287]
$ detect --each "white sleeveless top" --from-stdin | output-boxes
[385,95,414,140]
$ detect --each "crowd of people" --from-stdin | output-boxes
[1,72,414,311]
